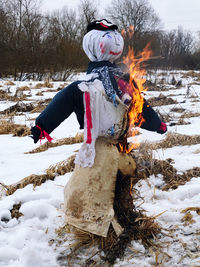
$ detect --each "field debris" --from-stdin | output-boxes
[10,203,23,219]
[147,93,177,107]
[0,102,34,115]
[145,132,200,150]
[0,120,31,136]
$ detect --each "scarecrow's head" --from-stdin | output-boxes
[83,19,124,63]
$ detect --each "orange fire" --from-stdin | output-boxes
[128,25,135,39]
[123,44,152,153]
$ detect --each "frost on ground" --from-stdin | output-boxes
[0,71,200,266]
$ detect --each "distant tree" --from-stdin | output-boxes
[159,27,194,68]
[77,0,99,39]
[107,0,162,55]
[0,0,45,79]
[108,0,161,32]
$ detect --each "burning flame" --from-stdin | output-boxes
[128,25,135,39]
[122,43,152,153]
[121,25,134,39]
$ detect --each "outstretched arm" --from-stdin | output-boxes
[141,99,166,133]
[31,81,84,143]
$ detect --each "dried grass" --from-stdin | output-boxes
[181,212,195,225]
[170,107,185,113]
[0,89,11,100]
[14,88,29,99]
[131,143,200,190]
[17,86,30,91]
[0,102,34,115]
[34,80,53,89]
[144,80,163,91]
[56,83,68,91]
[46,154,76,176]
[0,174,55,195]
[35,91,44,96]
[148,132,200,150]
[0,120,31,136]
[1,154,76,196]
[180,112,200,119]
[0,89,24,101]
[175,118,191,126]
[169,119,191,126]
[10,203,23,219]
[181,71,200,79]
[191,98,200,103]
[5,80,15,86]
[34,83,44,89]
[44,80,53,88]
[30,105,46,113]
[0,203,23,223]
[25,133,83,154]
[147,94,177,107]
[0,185,6,199]
[30,98,51,113]
[181,207,200,215]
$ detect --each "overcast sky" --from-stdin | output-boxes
[42,0,200,32]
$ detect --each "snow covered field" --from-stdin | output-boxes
[0,70,200,266]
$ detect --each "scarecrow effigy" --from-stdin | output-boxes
[31,19,167,261]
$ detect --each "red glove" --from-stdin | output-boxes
[157,122,167,134]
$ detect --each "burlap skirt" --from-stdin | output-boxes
[64,138,136,237]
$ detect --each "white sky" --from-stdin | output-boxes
[42,0,200,32]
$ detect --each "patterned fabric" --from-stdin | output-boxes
[91,66,124,106]
[91,65,134,108]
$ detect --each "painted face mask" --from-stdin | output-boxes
[83,29,124,63]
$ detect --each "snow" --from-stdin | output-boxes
[154,143,200,171]
[0,134,81,184]
[0,71,200,266]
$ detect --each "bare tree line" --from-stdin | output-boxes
[0,0,199,80]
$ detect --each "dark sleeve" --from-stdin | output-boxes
[140,100,161,131]
[35,81,84,134]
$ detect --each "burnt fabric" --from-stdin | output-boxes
[64,138,136,237]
